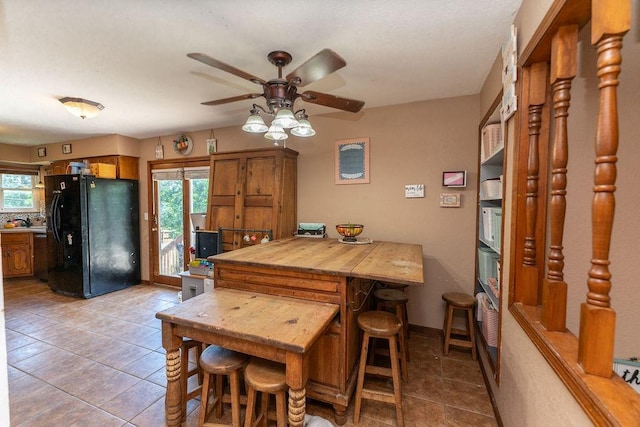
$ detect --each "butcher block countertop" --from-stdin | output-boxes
[210,237,424,286]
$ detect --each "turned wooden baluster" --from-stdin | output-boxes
[541,26,577,331]
[578,0,630,377]
[520,62,548,305]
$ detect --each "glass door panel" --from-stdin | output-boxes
[157,179,184,277]
[150,161,210,288]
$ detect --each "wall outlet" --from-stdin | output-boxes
[405,184,425,198]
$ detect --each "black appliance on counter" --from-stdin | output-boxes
[45,174,140,298]
[195,230,218,259]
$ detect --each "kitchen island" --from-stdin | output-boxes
[210,236,424,424]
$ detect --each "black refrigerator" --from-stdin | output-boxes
[45,174,140,298]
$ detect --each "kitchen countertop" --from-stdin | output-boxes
[0,226,47,234]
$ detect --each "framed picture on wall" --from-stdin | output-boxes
[62,144,72,154]
[442,170,467,187]
[335,137,370,184]
[207,138,217,155]
[440,193,461,208]
[37,147,47,157]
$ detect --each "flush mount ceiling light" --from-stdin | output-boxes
[187,49,364,145]
[59,97,104,119]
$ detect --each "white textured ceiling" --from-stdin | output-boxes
[0,0,522,147]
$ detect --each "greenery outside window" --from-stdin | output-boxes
[1,173,40,212]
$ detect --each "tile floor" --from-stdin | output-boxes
[4,277,497,426]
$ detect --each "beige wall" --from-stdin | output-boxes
[137,95,481,330]
[25,134,140,163]
[0,143,32,164]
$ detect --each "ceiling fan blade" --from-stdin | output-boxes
[286,49,346,87]
[300,90,364,113]
[188,53,266,85]
[201,93,263,106]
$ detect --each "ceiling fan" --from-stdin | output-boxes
[187,49,365,115]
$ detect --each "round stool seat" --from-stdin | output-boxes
[244,359,288,427]
[358,311,402,337]
[442,292,475,308]
[244,359,286,393]
[200,345,249,374]
[198,345,249,427]
[375,288,409,303]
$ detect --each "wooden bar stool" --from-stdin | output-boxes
[374,288,410,362]
[243,358,288,427]
[442,292,477,360]
[198,345,249,427]
[353,311,405,427]
[181,339,204,421]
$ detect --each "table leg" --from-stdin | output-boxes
[286,352,308,427]
[161,322,183,427]
[288,387,306,426]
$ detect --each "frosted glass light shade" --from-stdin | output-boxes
[59,97,104,119]
[290,119,316,137]
[242,114,268,133]
[272,109,299,129]
[264,124,288,140]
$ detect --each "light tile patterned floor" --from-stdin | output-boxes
[4,278,497,426]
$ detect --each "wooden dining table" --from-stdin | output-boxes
[156,287,339,427]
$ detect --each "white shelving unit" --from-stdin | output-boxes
[475,114,504,376]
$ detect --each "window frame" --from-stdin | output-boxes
[0,172,42,213]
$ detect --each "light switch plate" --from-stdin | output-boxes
[405,184,425,198]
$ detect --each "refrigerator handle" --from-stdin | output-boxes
[51,192,62,243]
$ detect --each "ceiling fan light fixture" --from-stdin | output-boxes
[272,108,299,129]
[59,97,104,119]
[291,119,316,137]
[242,113,268,133]
[264,124,288,141]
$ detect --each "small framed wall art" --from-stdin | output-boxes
[442,170,467,187]
[440,193,461,208]
[37,147,47,157]
[335,137,370,185]
[62,144,72,154]
[207,138,217,155]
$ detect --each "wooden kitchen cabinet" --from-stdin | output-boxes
[48,155,139,180]
[206,148,297,251]
[1,233,34,278]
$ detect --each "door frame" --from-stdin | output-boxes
[147,157,209,287]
